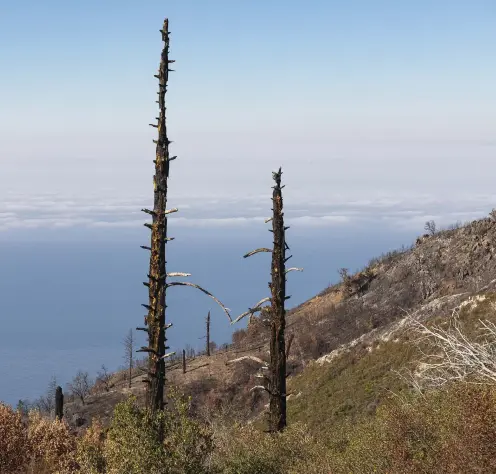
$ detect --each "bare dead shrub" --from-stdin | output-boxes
[33,376,58,415]
[409,310,496,389]
[94,364,113,394]
[123,328,135,389]
[424,220,437,235]
[68,370,92,405]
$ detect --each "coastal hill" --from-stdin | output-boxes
[63,212,496,432]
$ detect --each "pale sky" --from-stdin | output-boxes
[1,0,495,233]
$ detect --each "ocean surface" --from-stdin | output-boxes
[0,225,416,406]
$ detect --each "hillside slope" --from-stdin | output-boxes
[65,215,496,430]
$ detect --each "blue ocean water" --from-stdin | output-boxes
[0,225,415,406]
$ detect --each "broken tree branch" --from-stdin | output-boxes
[231,297,271,325]
[160,352,176,360]
[250,385,270,393]
[243,248,272,258]
[226,355,268,366]
[285,267,303,274]
[166,281,232,322]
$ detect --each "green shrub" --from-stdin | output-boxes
[104,397,166,474]
[210,422,331,474]
[104,390,212,474]
[162,389,213,474]
[76,418,106,474]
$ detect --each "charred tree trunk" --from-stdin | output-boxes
[269,168,287,432]
[138,19,232,423]
[182,349,186,374]
[142,18,173,415]
[206,311,211,356]
[232,168,301,432]
[55,386,63,421]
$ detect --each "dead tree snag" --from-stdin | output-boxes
[231,168,301,432]
[140,18,231,417]
[55,386,63,421]
[269,167,288,432]
[140,18,172,415]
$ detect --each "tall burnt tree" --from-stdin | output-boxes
[268,168,287,432]
[139,18,173,415]
[139,18,231,416]
[231,168,302,432]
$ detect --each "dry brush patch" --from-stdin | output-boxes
[26,410,78,473]
[0,403,29,473]
[330,384,496,473]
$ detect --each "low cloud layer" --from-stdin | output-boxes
[0,191,493,234]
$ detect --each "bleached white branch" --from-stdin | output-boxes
[231,297,271,325]
[226,355,268,366]
[250,385,268,393]
[254,297,271,308]
[243,248,272,258]
[164,208,178,215]
[160,351,176,360]
[285,267,303,274]
[166,272,191,277]
[264,217,273,224]
[166,282,232,322]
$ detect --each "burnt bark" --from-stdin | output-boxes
[55,386,63,421]
[182,349,186,374]
[143,18,173,415]
[269,168,287,432]
[233,168,296,432]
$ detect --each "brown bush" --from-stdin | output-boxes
[231,328,247,346]
[333,383,496,473]
[0,402,29,473]
[27,410,77,473]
